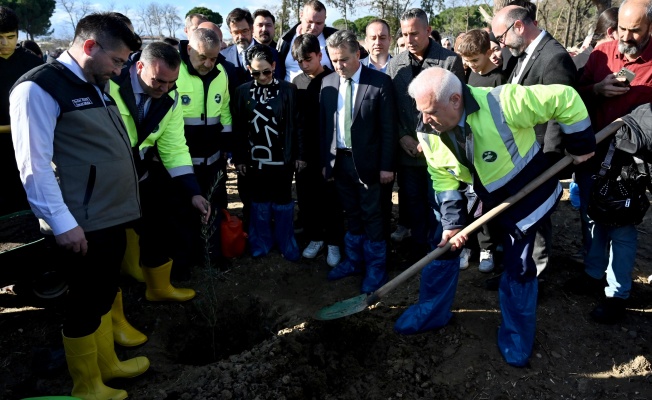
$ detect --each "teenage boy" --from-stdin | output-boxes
[452,28,506,273]
[456,29,506,88]
[291,33,344,267]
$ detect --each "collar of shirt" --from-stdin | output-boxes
[58,51,107,103]
[362,54,391,71]
[340,62,363,85]
[129,63,145,96]
[615,36,652,63]
[524,29,546,57]
[237,40,255,55]
[58,51,89,84]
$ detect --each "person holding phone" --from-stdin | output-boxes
[570,0,652,323]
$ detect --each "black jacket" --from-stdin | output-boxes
[232,80,304,167]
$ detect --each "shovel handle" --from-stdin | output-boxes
[369,119,624,304]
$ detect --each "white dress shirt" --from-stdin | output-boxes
[284,31,333,82]
[336,63,362,149]
[9,51,107,235]
[511,30,546,84]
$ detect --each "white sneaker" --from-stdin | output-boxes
[302,241,324,259]
[326,245,341,268]
[478,249,494,273]
[390,225,411,242]
[459,248,471,270]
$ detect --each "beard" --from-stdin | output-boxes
[506,34,526,57]
[619,35,649,56]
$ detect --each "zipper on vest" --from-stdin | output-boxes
[83,165,97,220]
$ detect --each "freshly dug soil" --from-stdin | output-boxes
[1,171,651,399]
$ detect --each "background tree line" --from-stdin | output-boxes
[1,0,619,49]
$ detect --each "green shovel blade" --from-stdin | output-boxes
[314,293,375,320]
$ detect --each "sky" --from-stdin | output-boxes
[39,0,380,40]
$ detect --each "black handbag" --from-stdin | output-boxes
[587,139,650,227]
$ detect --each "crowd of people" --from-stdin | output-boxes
[1,0,651,397]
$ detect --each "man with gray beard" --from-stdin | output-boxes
[565,0,652,322]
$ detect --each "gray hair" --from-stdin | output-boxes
[400,8,429,25]
[185,13,207,31]
[141,41,181,69]
[189,28,220,50]
[408,67,461,104]
[326,29,359,54]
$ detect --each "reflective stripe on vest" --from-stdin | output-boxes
[191,150,221,166]
[483,86,540,193]
[183,116,222,126]
[515,182,562,234]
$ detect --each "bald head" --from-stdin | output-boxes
[491,5,539,57]
[617,0,652,58]
[198,21,223,42]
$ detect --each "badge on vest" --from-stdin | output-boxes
[214,94,222,104]
[482,151,497,162]
[72,97,92,107]
[181,95,191,105]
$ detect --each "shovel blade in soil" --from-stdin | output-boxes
[314,294,374,320]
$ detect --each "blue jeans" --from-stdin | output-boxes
[575,168,595,255]
[584,223,638,299]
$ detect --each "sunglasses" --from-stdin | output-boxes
[251,69,273,78]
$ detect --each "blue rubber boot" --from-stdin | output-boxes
[249,202,273,257]
[394,258,459,334]
[272,202,300,262]
[328,232,365,280]
[497,273,538,367]
[361,240,388,293]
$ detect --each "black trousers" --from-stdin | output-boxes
[295,162,344,245]
[333,152,384,242]
[58,224,127,337]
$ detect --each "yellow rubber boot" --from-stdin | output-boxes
[62,332,128,400]
[142,259,196,302]
[120,228,144,282]
[111,289,147,347]
[96,312,150,382]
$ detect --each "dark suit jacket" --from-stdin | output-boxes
[508,31,577,160]
[319,65,397,184]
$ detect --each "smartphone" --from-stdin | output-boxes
[616,67,636,84]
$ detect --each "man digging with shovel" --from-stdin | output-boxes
[396,67,595,367]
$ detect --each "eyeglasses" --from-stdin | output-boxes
[250,69,273,78]
[495,21,516,44]
[95,41,127,69]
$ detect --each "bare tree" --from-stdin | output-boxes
[58,0,93,35]
[162,4,182,38]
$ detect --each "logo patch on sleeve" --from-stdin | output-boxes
[214,94,222,104]
[181,95,191,105]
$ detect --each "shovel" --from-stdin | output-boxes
[314,119,624,320]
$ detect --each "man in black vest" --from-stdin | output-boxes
[10,13,147,400]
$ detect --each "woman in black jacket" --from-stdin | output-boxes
[232,44,305,260]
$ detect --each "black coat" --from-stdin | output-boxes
[509,32,577,162]
[231,80,304,167]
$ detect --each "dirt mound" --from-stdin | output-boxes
[1,173,651,399]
